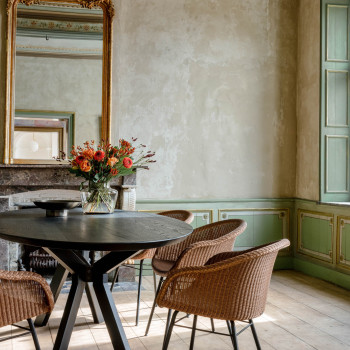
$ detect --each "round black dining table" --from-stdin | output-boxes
[0,208,193,350]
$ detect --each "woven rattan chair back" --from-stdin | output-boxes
[153,219,247,272]
[132,210,194,261]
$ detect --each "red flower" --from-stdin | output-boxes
[110,168,119,176]
[94,150,105,161]
[75,155,85,164]
[123,157,133,169]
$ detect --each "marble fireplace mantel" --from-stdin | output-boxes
[0,164,137,270]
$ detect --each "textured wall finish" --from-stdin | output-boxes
[113,0,298,199]
[296,0,320,201]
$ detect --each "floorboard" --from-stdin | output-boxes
[0,270,349,349]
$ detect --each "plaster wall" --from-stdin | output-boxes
[295,0,320,201]
[113,0,298,199]
[15,56,102,146]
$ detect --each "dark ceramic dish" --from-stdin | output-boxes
[34,200,80,211]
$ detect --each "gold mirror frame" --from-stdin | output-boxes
[4,0,114,164]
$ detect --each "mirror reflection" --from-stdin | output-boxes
[14,2,103,161]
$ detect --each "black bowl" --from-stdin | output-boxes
[33,200,80,211]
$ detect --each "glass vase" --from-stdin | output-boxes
[80,182,118,214]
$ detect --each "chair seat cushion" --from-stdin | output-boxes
[152,258,176,277]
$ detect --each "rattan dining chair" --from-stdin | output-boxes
[110,210,194,326]
[0,269,54,350]
[145,219,247,336]
[157,239,290,350]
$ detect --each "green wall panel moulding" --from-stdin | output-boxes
[337,216,350,270]
[297,209,333,263]
[218,209,289,250]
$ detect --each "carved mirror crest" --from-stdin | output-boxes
[4,0,114,164]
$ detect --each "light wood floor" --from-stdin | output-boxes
[1,270,350,350]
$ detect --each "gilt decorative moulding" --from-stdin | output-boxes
[7,0,115,17]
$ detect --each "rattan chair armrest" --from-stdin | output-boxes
[0,270,54,309]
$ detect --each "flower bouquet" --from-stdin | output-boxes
[59,139,155,214]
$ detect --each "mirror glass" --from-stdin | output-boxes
[14,2,103,161]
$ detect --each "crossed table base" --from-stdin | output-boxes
[35,249,139,350]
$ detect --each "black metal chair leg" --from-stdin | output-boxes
[110,266,120,292]
[189,315,197,350]
[27,318,40,350]
[226,320,233,335]
[145,276,163,336]
[135,259,144,326]
[230,321,239,350]
[162,310,178,350]
[210,318,215,332]
[152,271,157,294]
[249,319,261,350]
[162,309,172,350]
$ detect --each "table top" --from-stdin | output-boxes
[0,209,193,251]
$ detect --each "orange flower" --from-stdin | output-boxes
[79,160,91,172]
[110,168,119,176]
[94,150,105,161]
[83,148,94,160]
[123,157,133,169]
[107,157,118,167]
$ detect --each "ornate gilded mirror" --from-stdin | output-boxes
[4,0,113,164]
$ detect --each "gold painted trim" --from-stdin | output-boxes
[326,4,349,62]
[297,209,334,263]
[4,0,113,164]
[325,135,349,193]
[336,215,350,271]
[325,70,349,127]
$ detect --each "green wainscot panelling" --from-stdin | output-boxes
[190,210,213,228]
[337,216,350,270]
[218,209,289,249]
[297,210,333,263]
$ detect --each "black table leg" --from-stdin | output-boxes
[54,274,86,350]
[85,282,104,323]
[35,264,69,327]
[82,251,104,324]
[93,274,131,350]
[44,249,139,350]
